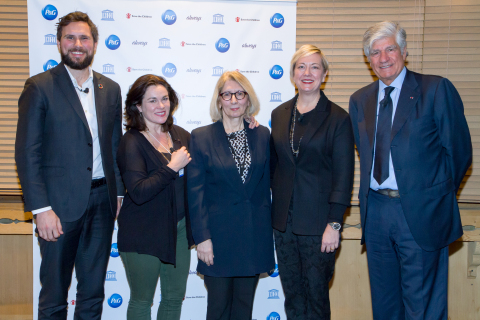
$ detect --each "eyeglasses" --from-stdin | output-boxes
[219,91,248,101]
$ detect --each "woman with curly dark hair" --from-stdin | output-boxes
[116,74,194,320]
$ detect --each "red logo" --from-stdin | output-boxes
[235,17,240,22]
[126,13,131,19]
[181,94,185,99]
[127,67,132,72]
[70,300,76,305]
[181,41,185,47]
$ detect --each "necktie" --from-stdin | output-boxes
[373,86,395,185]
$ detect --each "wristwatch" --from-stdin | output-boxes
[328,222,341,231]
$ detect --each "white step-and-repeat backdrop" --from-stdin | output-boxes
[27,0,296,319]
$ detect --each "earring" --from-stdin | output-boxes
[139,111,143,117]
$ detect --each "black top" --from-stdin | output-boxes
[290,105,316,155]
[117,126,194,265]
[162,152,185,222]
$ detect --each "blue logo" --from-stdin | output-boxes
[162,10,177,25]
[213,13,224,24]
[267,312,281,320]
[271,40,283,51]
[105,35,121,50]
[108,293,123,308]
[110,243,119,257]
[162,63,177,78]
[268,264,279,277]
[102,63,115,75]
[44,34,56,45]
[270,92,282,102]
[215,38,230,53]
[43,59,58,71]
[269,119,272,128]
[269,65,283,80]
[102,10,114,21]
[159,38,171,49]
[268,289,279,299]
[106,270,117,281]
[270,13,284,28]
[42,4,58,21]
[212,66,224,76]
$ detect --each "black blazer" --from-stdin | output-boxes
[188,121,275,277]
[270,91,355,235]
[116,127,194,265]
[349,69,472,251]
[15,62,124,220]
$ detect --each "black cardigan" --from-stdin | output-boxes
[117,126,194,265]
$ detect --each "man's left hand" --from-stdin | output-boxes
[321,224,340,253]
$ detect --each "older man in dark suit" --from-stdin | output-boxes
[15,12,124,320]
[349,21,472,319]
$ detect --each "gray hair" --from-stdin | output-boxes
[363,21,407,60]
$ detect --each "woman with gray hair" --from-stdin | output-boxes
[270,44,354,319]
[188,71,275,320]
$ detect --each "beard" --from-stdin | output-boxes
[61,48,94,70]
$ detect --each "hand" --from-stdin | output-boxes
[244,115,259,129]
[197,239,214,266]
[167,146,191,172]
[36,209,63,241]
[116,197,123,218]
[321,224,339,253]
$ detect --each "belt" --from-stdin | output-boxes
[91,177,107,189]
[371,188,400,198]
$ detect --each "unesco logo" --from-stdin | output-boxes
[105,35,121,50]
[270,13,284,28]
[268,264,279,277]
[162,63,177,78]
[43,59,58,71]
[42,4,58,21]
[108,293,123,308]
[162,9,177,25]
[215,38,230,53]
[110,243,119,257]
[267,312,281,320]
[269,65,283,80]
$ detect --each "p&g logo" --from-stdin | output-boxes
[215,38,230,53]
[42,4,58,21]
[110,243,119,257]
[162,63,177,78]
[105,35,121,50]
[267,312,281,320]
[269,65,283,80]
[270,13,284,28]
[268,263,279,277]
[162,10,177,25]
[43,59,58,71]
[108,293,123,308]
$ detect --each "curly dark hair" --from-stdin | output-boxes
[56,11,99,43]
[124,74,179,132]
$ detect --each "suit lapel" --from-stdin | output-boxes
[364,81,379,152]
[212,121,248,195]
[391,69,420,142]
[52,63,89,130]
[93,72,104,141]
[298,91,330,152]
[279,97,296,165]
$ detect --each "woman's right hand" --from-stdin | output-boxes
[197,239,214,266]
[167,146,191,172]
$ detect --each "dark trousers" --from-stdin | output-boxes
[365,190,449,320]
[204,275,259,320]
[37,184,114,320]
[274,208,336,320]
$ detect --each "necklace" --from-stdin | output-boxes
[146,130,172,163]
[290,99,302,157]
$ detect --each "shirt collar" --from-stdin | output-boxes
[379,66,406,92]
[64,65,94,90]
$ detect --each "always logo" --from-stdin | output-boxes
[132,40,148,46]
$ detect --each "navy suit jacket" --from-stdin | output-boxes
[349,69,472,251]
[188,121,275,277]
[15,62,125,221]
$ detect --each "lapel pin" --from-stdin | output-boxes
[410,97,414,99]
[98,84,103,89]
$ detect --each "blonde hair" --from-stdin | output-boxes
[290,44,329,85]
[209,71,260,122]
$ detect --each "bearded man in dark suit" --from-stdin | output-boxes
[349,21,471,320]
[15,11,124,320]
